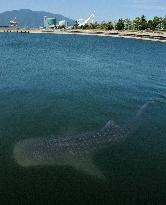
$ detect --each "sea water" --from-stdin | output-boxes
[0,33,166,205]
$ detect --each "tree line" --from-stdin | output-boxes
[74,15,166,31]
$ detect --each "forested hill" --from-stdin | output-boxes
[0,9,75,28]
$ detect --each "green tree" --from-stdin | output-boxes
[162,16,166,30]
[99,21,114,30]
[124,18,133,30]
[89,22,99,29]
[106,21,114,30]
[81,24,89,29]
[133,17,141,30]
[147,20,154,30]
[153,16,162,30]
[80,22,99,30]
[148,16,162,30]
[115,19,125,30]
[133,15,148,30]
[73,21,79,29]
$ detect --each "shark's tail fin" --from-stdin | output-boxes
[127,101,155,134]
[135,101,155,118]
[99,101,155,139]
[124,101,155,135]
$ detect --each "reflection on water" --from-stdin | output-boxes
[0,33,166,204]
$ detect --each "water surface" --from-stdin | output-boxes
[0,33,166,205]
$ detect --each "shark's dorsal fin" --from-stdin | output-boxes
[99,120,122,134]
[103,120,119,129]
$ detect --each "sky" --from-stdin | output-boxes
[0,0,166,21]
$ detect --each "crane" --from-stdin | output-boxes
[9,17,17,27]
[78,11,95,26]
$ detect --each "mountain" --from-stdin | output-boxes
[0,9,75,28]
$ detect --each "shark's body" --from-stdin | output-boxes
[13,102,153,178]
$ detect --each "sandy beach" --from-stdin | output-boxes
[63,29,166,43]
[0,28,166,43]
[25,29,166,43]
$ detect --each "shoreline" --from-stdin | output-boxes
[29,29,166,43]
[0,28,166,43]
[66,30,166,43]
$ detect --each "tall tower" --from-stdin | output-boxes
[44,16,47,28]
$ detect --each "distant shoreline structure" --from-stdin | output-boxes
[0,28,166,43]
[1,12,166,43]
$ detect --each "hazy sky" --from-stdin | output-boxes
[0,0,166,21]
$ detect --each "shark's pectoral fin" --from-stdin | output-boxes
[68,155,105,179]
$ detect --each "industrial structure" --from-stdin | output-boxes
[43,11,95,30]
[9,17,17,28]
[58,20,68,28]
[44,16,56,29]
[43,16,68,29]
[78,11,95,27]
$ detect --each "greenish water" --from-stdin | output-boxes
[0,33,166,205]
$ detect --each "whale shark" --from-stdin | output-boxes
[13,102,153,178]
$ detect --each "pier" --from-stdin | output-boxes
[2,29,30,33]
